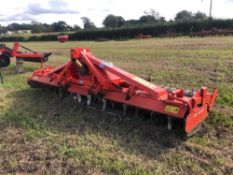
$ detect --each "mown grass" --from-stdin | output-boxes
[0,37,232,174]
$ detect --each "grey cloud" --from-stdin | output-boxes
[0,0,79,23]
[102,9,110,13]
[0,13,35,22]
[226,0,233,3]
[86,8,94,12]
[27,0,79,15]
[107,0,114,4]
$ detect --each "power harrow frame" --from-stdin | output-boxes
[28,48,218,136]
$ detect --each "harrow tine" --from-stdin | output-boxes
[135,108,139,118]
[150,111,154,119]
[123,104,127,117]
[102,98,107,111]
[41,84,48,95]
[71,93,82,104]
[167,117,172,130]
[58,87,64,98]
[77,94,82,104]
[87,95,92,106]
[53,87,57,96]
[40,85,43,96]
[110,101,115,110]
[72,94,77,101]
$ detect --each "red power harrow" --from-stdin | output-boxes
[27,48,218,136]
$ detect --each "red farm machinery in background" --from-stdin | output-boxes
[57,35,69,43]
[0,42,51,69]
[27,47,218,136]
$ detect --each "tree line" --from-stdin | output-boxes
[1,18,233,42]
[0,9,210,34]
[102,10,208,28]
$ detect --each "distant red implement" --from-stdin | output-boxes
[0,42,51,68]
[135,33,152,40]
[57,35,69,43]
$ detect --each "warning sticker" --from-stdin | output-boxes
[133,77,157,89]
[165,105,180,113]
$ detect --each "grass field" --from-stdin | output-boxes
[0,37,232,174]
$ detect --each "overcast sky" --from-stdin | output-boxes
[0,0,233,27]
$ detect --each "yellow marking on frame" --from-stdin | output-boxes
[133,77,157,89]
[165,105,180,113]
